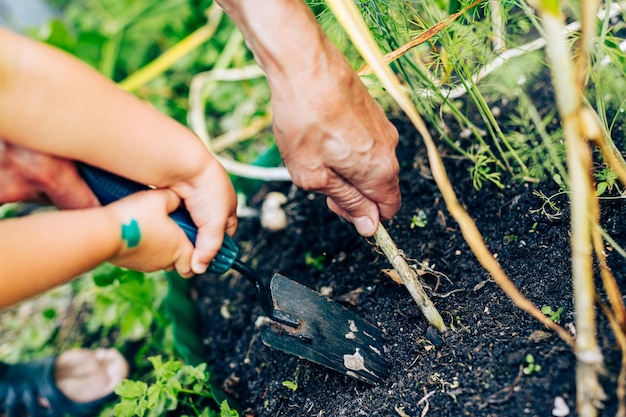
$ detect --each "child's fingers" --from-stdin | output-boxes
[174,248,194,278]
[159,188,183,214]
[155,189,195,276]
[190,225,224,275]
[191,212,238,275]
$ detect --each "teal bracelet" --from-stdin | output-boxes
[121,219,141,248]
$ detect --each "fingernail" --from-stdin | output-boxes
[191,261,207,275]
[352,216,376,236]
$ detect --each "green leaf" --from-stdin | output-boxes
[90,295,118,330]
[92,264,122,287]
[120,304,153,340]
[220,400,239,417]
[93,271,117,287]
[115,379,148,399]
[281,380,298,391]
[114,399,143,417]
[37,19,76,51]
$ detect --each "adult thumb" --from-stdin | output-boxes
[326,197,379,237]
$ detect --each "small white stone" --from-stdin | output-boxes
[260,192,288,232]
[552,396,570,416]
[254,316,271,328]
[320,286,333,296]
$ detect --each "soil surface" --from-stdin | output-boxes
[194,104,626,416]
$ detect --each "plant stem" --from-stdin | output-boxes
[532,0,606,412]
[374,224,446,332]
[99,30,122,79]
[118,5,224,92]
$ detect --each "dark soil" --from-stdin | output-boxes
[194,106,626,415]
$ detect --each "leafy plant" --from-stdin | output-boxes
[529,190,565,221]
[541,305,564,323]
[305,252,326,272]
[594,167,620,196]
[468,151,505,190]
[281,380,298,392]
[522,353,542,375]
[410,210,428,229]
[114,356,238,417]
[88,264,169,343]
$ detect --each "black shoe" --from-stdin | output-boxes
[0,356,116,417]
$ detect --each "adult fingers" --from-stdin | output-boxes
[323,175,380,237]
[46,162,100,209]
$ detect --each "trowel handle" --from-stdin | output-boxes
[76,162,239,275]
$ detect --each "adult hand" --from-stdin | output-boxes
[0,140,99,209]
[269,51,401,237]
[216,0,401,237]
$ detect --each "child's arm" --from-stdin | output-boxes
[0,28,237,275]
[0,188,193,308]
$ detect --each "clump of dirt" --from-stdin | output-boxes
[194,115,626,416]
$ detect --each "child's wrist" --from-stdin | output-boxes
[104,206,141,257]
[120,218,141,249]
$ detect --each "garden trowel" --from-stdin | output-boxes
[77,163,389,386]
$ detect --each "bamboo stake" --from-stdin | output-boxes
[528,0,606,413]
[323,0,574,345]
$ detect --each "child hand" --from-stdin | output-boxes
[107,188,196,277]
[168,157,238,275]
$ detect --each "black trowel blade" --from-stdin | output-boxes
[261,274,389,385]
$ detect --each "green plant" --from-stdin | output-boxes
[410,210,428,229]
[88,264,169,343]
[541,305,564,323]
[594,167,620,196]
[503,234,519,245]
[114,356,237,417]
[305,252,326,272]
[281,380,298,392]
[529,190,565,221]
[522,353,542,375]
[468,151,505,190]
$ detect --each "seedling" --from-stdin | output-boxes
[530,190,564,221]
[503,234,519,245]
[468,152,505,190]
[594,167,620,196]
[523,354,542,375]
[541,305,564,323]
[282,366,301,392]
[281,380,298,392]
[304,252,326,272]
[410,210,428,229]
